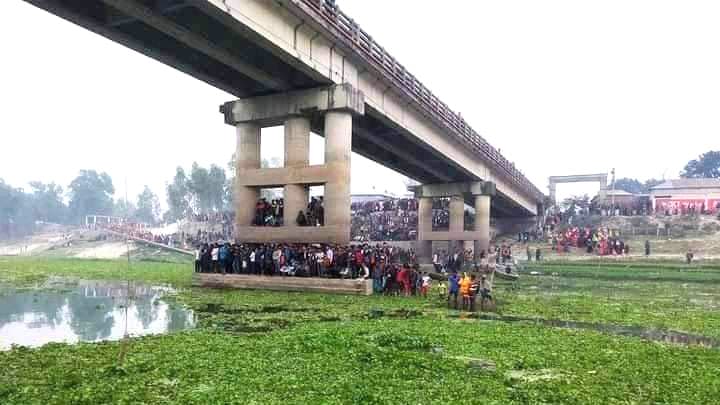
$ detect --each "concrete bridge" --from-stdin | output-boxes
[25,0,544,257]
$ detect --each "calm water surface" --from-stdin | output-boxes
[0,278,194,350]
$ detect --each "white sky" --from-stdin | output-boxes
[1,0,719,205]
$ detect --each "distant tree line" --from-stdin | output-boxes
[681,150,720,179]
[610,150,719,195]
[3,150,718,239]
[164,156,281,223]
[612,178,663,194]
[164,161,231,223]
[0,170,160,239]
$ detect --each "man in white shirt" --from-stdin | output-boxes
[194,248,201,273]
[249,250,256,274]
[326,246,334,265]
[432,251,441,273]
[421,273,431,297]
[211,245,219,273]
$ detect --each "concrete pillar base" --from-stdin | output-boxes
[323,111,352,244]
[235,123,261,227]
[474,194,491,261]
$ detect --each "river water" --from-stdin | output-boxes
[0,278,194,350]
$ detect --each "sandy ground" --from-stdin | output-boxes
[0,230,135,260]
[0,234,63,256]
[72,242,134,259]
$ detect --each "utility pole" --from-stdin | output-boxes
[610,168,616,214]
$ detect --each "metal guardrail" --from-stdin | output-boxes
[297,0,544,201]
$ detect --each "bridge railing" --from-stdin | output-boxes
[299,0,543,201]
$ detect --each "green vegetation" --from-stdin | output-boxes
[3,320,719,404]
[0,257,191,288]
[1,257,720,403]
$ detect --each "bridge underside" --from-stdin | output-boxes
[25,0,534,217]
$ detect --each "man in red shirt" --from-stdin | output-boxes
[353,247,364,279]
[397,265,410,296]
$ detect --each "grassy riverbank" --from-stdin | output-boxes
[1,256,720,403]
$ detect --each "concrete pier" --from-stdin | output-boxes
[474,194,491,259]
[235,122,261,227]
[223,84,364,244]
[283,117,310,227]
[416,197,433,263]
[412,181,496,264]
[323,111,352,239]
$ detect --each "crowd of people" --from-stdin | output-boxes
[351,198,418,241]
[251,197,327,227]
[194,242,417,287]
[349,197,477,241]
[253,198,285,226]
[656,200,720,216]
[103,223,232,251]
[188,211,235,238]
[548,226,629,256]
[193,241,497,309]
[443,271,493,312]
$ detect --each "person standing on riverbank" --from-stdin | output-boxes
[459,273,472,310]
[447,271,460,309]
[420,272,431,297]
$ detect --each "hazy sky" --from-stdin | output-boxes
[1,0,719,205]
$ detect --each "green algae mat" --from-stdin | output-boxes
[1,257,720,404]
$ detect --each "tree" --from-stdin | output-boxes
[613,178,644,194]
[29,181,67,224]
[135,186,160,225]
[67,170,115,223]
[224,154,236,212]
[208,164,227,212]
[0,179,35,238]
[187,162,228,214]
[166,167,191,222]
[613,177,663,194]
[561,195,590,217]
[681,151,720,179]
[643,178,663,192]
[188,162,211,214]
[113,198,136,219]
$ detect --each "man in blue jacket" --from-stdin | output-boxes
[447,270,460,309]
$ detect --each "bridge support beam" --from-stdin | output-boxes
[235,122,261,227]
[449,195,465,251]
[416,197,433,264]
[474,194,491,261]
[222,84,364,244]
[413,181,496,265]
[324,111,352,233]
[283,117,310,228]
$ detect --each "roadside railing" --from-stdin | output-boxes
[298,0,543,201]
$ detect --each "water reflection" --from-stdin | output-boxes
[0,280,194,350]
[473,313,720,349]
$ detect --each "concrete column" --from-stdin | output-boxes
[284,116,310,167]
[449,195,464,250]
[235,123,261,227]
[416,197,433,264]
[474,194,491,261]
[324,111,352,242]
[449,196,464,232]
[283,117,310,226]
